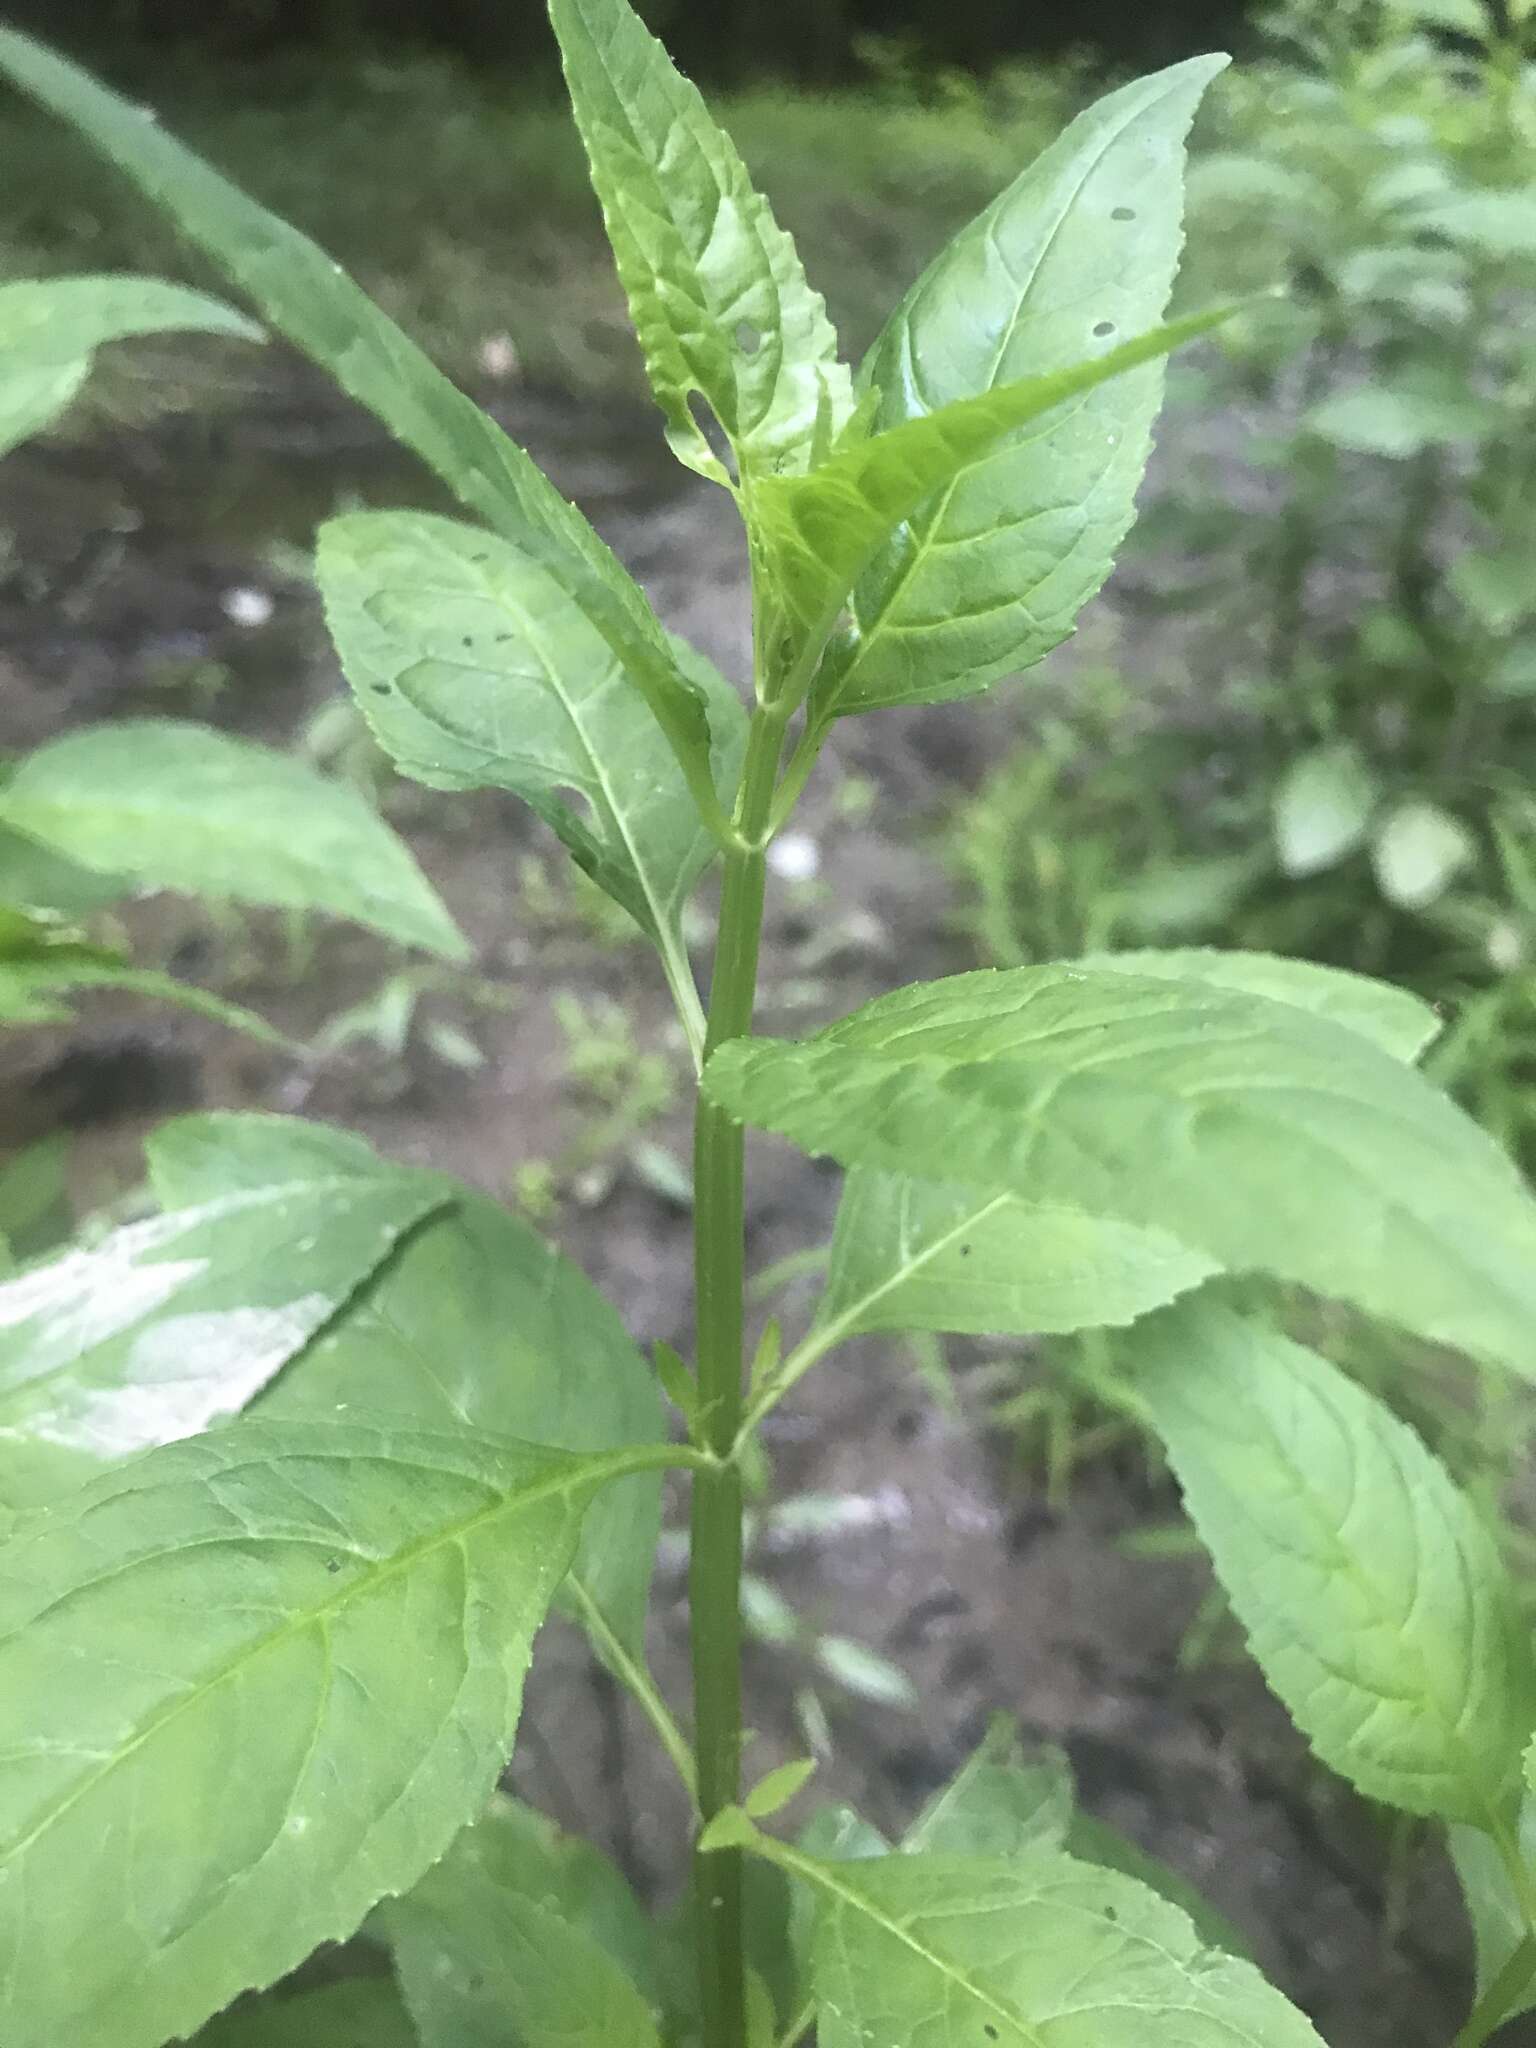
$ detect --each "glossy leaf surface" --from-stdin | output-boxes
[0,1168,443,1509]
[549,0,849,479]
[0,1419,666,2048]
[0,275,259,456]
[0,28,719,794]
[1129,1298,1535,1822]
[317,511,744,944]
[149,1112,663,1654]
[194,1979,419,2048]
[819,57,1225,714]
[0,721,466,958]
[386,1794,660,2047]
[705,963,1536,1376]
[754,303,1233,643]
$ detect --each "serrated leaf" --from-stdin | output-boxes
[0,1418,672,2048]
[384,1794,660,2048]
[1449,1802,1536,2027]
[1127,1297,1535,1822]
[194,1979,419,2048]
[1272,743,1378,878]
[740,1833,1323,2048]
[1372,799,1477,910]
[0,28,721,812]
[816,57,1226,715]
[548,0,849,480]
[754,302,1235,647]
[316,511,744,951]
[0,275,260,457]
[0,1167,444,1509]
[0,721,466,959]
[818,1171,1218,1341]
[1081,947,1440,1059]
[703,961,1536,1377]
[148,1112,662,1657]
[903,1729,1072,1857]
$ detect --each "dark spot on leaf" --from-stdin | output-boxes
[461,636,474,648]
[984,2028,999,2041]
[736,321,762,354]
[959,1243,972,1257]
[1103,1904,1118,1921]
[326,1557,342,1574]
[370,683,390,695]
[1112,205,1135,221]
[1093,321,1116,338]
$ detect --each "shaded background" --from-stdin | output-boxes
[9,0,1257,79]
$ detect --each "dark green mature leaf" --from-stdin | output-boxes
[194,1979,419,2048]
[549,0,849,481]
[0,720,465,958]
[148,1112,663,1655]
[752,303,1235,644]
[704,963,1536,1377]
[385,1794,660,2047]
[0,1168,443,1510]
[0,275,260,457]
[708,1823,1323,2048]
[818,1172,1217,1341]
[1450,1805,1536,2030]
[0,30,722,807]
[317,511,744,954]
[0,1418,672,2048]
[1128,1299,1535,1823]
[817,57,1225,715]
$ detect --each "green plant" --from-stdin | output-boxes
[4,13,1536,2048]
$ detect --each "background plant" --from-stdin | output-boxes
[1,13,1536,2048]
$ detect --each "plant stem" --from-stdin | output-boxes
[690,700,788,2048]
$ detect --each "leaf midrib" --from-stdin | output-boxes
[0,1438,667,1869]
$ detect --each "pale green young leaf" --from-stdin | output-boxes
[1080,946,1440,1060]
[902,1728,1072,1858]
[1449,1803,1536,2028]
[385,1795,660,2048]
[0,816,124,914]
[816,57,1226,716]
[0,1169,444,1510]
[148,1112,663,1657]
[1305,381,1498,457]
[0,275,260,457]
[1372,800,1477,911]
[316,511,744,951]
[0,29,720,801]
[193,1979,419,2048]
[0,1418,672,2048]
[752,302,1235,643]
[548,0,849,480]
[818,1170,1217,1341]
[704,963,1536,1378]
[1272,742,1378,878]
[744,1757,818,1820]
[0,721,466,959]
[724,1831,1323,2048]
[1127,1298,1535,1822]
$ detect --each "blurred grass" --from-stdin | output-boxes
[0,52,1077,398]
